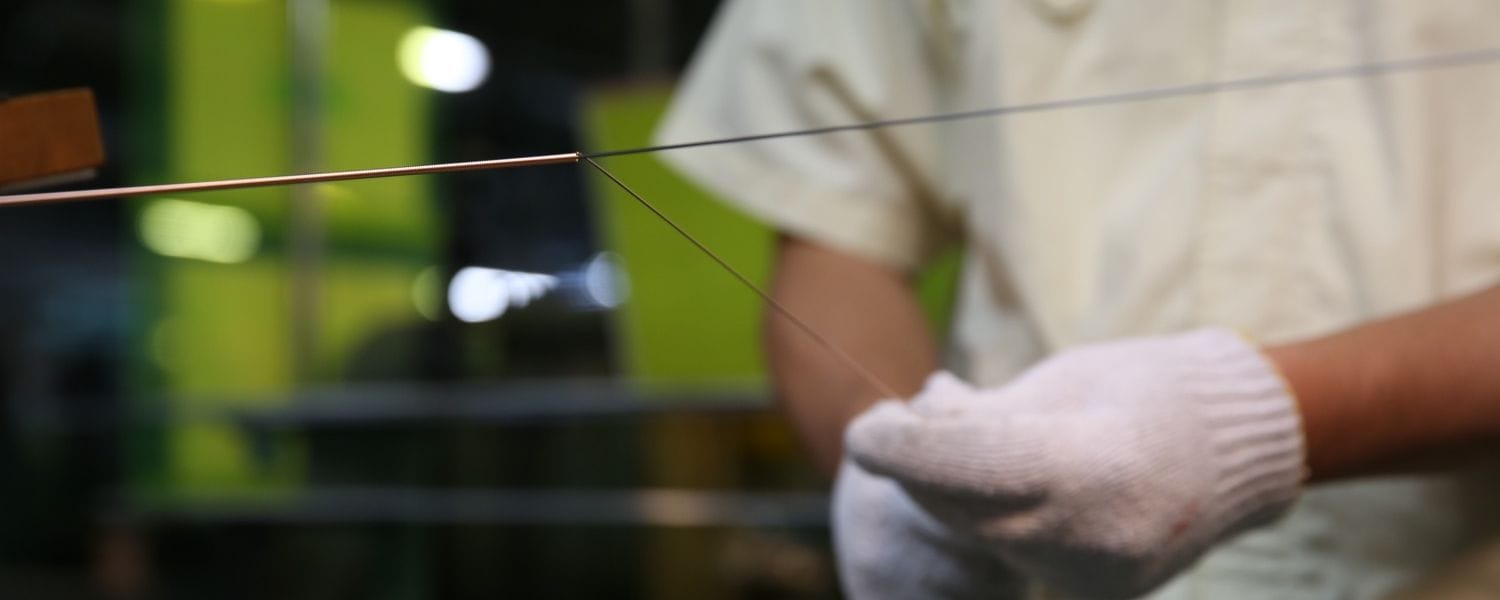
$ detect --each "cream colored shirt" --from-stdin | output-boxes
[656,0,1500,597]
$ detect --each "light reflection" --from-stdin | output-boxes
[448,266,558,323]
[582,252,629,309]
[397,26,491,93]
[412,266,443,321]
[138,198,262,264]
[149,317,182,371]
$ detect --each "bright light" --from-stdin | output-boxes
[449,267,507,323]
[583,252,630,309]
[447,266,558,323]
[139,199,261,264]
[398,26,490,93]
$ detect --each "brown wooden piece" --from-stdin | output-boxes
[0,88,106,188]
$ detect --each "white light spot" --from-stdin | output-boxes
[449,267,508,323]
[447,266,558,323]
[397,26,490,93]
[583,252,630,309]
[139,199,261,264]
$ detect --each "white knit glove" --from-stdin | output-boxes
[834,459,1025,599]
[845,328,1307,599]
[834,375,1026,599]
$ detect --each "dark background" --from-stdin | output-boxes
[0,1,844,598]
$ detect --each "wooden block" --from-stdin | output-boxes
[0,88,106,188]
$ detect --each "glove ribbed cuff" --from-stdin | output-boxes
[1175,328,1307,541]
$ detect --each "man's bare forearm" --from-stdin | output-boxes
[1267,284,1500,481]
[766,235,940,474]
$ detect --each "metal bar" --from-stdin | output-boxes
[286,0,329,384]
[5,46,1500,209]
[9,379,774,432]
[0,152,582,207]
[120,487,832,528]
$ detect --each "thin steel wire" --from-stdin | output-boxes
[583,157,901,400]
[4,45,1500,207]
[6,44,1500,402]
[583,45,1500,159]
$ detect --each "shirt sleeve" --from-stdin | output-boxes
[653,0,959,272]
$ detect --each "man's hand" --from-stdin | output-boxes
[835,460,1024,599]
[846,329,1307,599]
[834,373,1024,599]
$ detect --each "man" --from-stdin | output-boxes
[656,1,1500,597]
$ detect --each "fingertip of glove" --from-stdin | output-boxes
[845,401,920,474]
[910,371,977,414]
[922,371,974,395]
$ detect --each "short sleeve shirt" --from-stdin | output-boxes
[656,1,1500,597]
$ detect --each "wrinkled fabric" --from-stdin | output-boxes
[657,1,1500,597]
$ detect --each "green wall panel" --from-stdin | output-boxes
[584,85,960,391]
[135,0,436,493]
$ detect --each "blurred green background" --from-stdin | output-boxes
[0,1,955,598]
